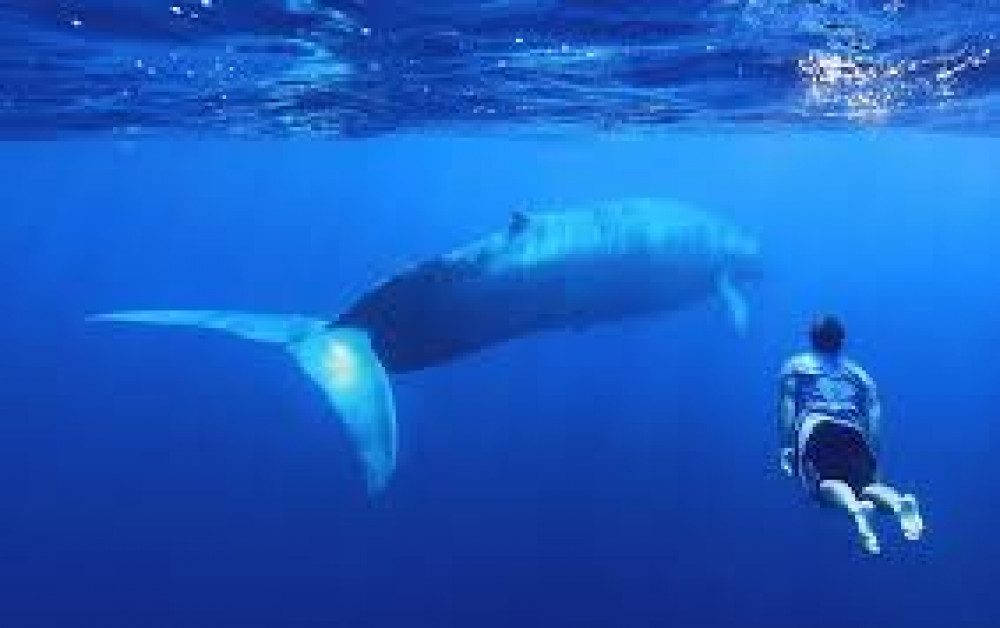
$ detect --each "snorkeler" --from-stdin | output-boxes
[778,315,924,555]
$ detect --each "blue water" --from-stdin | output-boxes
[3,0,999,135]
[1,133,997,626]
[4,0,1000,624]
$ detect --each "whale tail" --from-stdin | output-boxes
[88,310,397,494]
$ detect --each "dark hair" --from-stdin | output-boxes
[809,315,845,355]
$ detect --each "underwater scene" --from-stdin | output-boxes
[2,1,999,627]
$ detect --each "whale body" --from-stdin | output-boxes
[92,198,761,493]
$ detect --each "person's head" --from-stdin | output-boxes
[809,315,845,356]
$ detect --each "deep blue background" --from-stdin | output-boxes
[0,133,997,626]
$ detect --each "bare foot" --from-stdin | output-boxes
[899,494,924,541]
[855,501,881,555]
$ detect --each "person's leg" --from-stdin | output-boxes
[862,484,924,541]
[818,479,880,554]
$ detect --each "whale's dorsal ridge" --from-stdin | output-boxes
[508,210,531,236]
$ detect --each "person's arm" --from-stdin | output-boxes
[778,372,798,475]
[866,384,882,458]
[851,362,881,457]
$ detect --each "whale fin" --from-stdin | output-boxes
[508,210,530,236]
[717,274,749,333]
[88,310,397,494]
[291,327,397,493]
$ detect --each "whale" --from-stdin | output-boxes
[91,198,761,493]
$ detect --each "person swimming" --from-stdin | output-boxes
[778,315,924,555]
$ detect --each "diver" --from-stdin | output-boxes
[778,315,924,555]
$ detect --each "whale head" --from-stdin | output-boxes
[715,222,763,285]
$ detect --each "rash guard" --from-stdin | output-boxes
[779,352,880,445]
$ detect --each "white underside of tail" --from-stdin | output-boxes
[90,310,397,494]
[291,327,397,493]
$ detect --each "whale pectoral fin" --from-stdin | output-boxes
[718,274,749,333]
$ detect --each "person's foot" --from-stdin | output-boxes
[855,501,880,555]
[899,494,924,541]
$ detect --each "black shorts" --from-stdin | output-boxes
[800,419,876,493]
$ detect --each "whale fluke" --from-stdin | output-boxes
[89,310,397,494]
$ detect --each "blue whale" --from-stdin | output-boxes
[92,199,761,493]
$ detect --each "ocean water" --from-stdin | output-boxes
[3,2,1000,628]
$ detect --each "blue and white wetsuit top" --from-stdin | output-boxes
[780,352,877,426]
